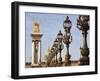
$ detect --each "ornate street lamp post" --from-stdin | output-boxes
[57,30,64,65]
[53,38,59,65]
[46,45,56,67]
[77,15,89,65]
[63,16,72,66]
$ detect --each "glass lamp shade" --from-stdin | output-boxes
[77,15,89,30]
[54,39,59,48]
[63,16,72,33]
[57,30,63,42]
[80,15,89,21]
[63,16,72,29]
[63,22,72,28]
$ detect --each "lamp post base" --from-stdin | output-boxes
[58,57,62,65]
[64,54,71,66]
[79,47,89,65]
[79,56,89,65]
[64,61,71,66]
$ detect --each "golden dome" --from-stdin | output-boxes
[33,21,40,33]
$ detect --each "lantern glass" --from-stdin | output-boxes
[64,22,72,28]
[57,30,63,42]
[57,35,63,42]
[63,16,72,29]
[54,39,58,48]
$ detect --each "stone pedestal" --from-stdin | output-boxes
[79,31,89,65]
[31,22,43,67]
[76,15,90,65]
[79,47,89,65]
[31,33,42,67]
[64,54,71,66]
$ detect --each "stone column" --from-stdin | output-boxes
[79,31,89,65]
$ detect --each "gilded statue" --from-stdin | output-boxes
[33,22,40,33]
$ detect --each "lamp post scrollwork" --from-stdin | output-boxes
[63,16,72,66]
[53,38,59,65]
[57,30,64,65]
[77,15,90,65]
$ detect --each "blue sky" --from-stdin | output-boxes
[25,12,90,62]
